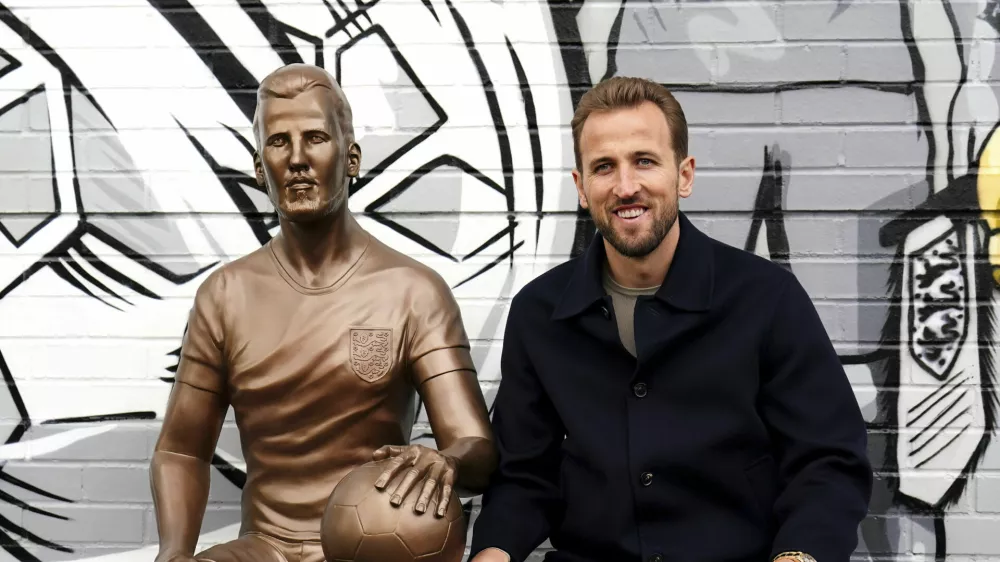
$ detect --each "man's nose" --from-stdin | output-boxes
[613,167,640,198]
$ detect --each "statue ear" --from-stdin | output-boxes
[346,142,362,178]
[254,151,266,188]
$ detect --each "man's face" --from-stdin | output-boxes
[572,101,694,258]
[254,87,360,223]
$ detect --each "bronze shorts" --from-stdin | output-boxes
[195,533,325,562]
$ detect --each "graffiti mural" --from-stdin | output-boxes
[559,1,1000,559]
[0,0,999,560]
[0,0,574,559]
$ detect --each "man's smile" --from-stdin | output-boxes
[613,204,648,221]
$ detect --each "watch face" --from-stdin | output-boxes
[778,553,815,562]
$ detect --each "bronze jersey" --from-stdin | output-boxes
[174,231,475,541]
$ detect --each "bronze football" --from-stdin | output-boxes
[320,459,467,562]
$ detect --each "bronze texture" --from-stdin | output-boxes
[150,63,497,562]
[321,459,466,562]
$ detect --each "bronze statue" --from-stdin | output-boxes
[150,63,497,562]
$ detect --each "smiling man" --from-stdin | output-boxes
[149,63,497,562]
[468,77,872,562]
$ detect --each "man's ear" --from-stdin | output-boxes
[572,168,588,209]
[677,156,695,198]
[346,142,362,178]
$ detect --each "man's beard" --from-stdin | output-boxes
[592,197,677,258]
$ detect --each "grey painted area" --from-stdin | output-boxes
[71,87,200,277]
[339,29,442,182]
[0,90,55,241]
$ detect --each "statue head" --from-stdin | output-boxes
[252,63,362,225]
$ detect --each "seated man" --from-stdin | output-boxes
[469,76,871,562]
[150,63,497,562]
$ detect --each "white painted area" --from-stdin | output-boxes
[897,217,986,505]
[908,0,961,193]
[0,0,574,559]
[0,425,116,461]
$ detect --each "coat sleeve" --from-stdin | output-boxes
[469,294,565,562]
[760,273,873,562]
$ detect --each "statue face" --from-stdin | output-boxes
[253,85,361,224]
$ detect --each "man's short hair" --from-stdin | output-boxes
[570,76,688,170]
[252,67,355,147]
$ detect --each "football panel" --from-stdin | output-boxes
[443,491,464,522]
[415,516,467,562]
[356,487,403,534]
[328,463,388,507]
[440,515,469,561]
[395,506,450,557]
[354,533,415,562]
[320,505,365,561]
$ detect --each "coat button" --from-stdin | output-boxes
[649,554,663,562]
[601,305,610,319]
[640,472,653,486]
[633,382,647,398]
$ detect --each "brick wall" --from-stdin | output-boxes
[0,0,996,560]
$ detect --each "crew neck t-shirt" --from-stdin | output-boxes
[601,266,660,357]
[175,232,475,541]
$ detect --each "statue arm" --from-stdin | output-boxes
[418,370,496,495]
[151,271,230,561]
[407,269,497,495]
[151,380,227,561]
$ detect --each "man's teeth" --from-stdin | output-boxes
[617,208,645,219]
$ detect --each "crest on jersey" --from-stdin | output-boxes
[350,328,393,382]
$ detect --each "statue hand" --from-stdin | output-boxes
[372,444,458,517]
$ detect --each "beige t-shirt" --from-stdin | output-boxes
[601,266,660,356]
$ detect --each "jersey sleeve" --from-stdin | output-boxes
[174,270,228,395]
[406,269,476,386]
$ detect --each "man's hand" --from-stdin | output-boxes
[372,444,458,517]
[469,547,511,562]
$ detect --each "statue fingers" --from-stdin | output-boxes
[372,444,404,461]
[436,467,456,517]
[414,462,447,514]
[374,449,412,489]
[389,461,425,507]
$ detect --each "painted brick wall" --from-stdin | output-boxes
[0,0,997,560]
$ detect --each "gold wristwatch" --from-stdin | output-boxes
[774,552,817,562]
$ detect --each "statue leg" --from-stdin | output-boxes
[298,540,326,562]
[194,533,290,562]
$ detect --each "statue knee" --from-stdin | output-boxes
[194,534,288,562]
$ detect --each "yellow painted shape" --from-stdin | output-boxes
[978,128,1000,285]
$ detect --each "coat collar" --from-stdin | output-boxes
[552,212,715,320]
